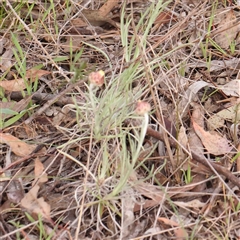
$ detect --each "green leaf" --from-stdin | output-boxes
[0,108,18,115]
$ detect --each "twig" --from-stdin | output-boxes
[10,91,74,107]
[24,80,84,124]
[0,154,34,175]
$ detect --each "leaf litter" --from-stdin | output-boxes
[192,119,232,155]
[20,158,51,221]
[1,0,240,239]
[0,68,50,91]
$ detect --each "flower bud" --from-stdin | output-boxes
[135,101,151,115]
[89,70,105,87]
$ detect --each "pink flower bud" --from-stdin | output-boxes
[135,101,151,115]
[89,70,105,87]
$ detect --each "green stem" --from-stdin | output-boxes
[89,83,96,110]
[132,113,149,165]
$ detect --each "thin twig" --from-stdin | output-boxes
[10,91,74,107]
[24,79,85,124]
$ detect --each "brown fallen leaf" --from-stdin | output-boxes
[158,217,188,240]
[189,103,205,157]
[71,0,119,27]
[0,96,32,120]
[207,101,240,131]
[177,126,189,171]
[0,69,50,91]
[218,80,240,97]
[187,103,208,192]
[63,36,83,52]
[146,125,240,188]
[99,0,119,16]
[0,133,36,157]
[33,158,48,186]
[174,199,205,208]
[0,48,13,71]
[20,159,51,221]
[71,10,117,27]
[24,69,50,79]
[133,182,196,211]
[21,185,51,221]
[213,10,240,49]
[192,119,232,155]
[177,80,212,119]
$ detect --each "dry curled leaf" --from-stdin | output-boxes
[0,48,13,71]
[174,199,205,208]
[0,96,32,120]
[177,80,213,119]
[0,69,50,91]
[207,103,240,131]
[21,185,51,221]
[20,159,50,221]
[213,10,240,49]
[218,80,240,97]
[32,158,48,186]
[192,119,232,155]
[71,0,119,27]
[71,9,117,27]
[0,133,36,156]
[158,217,188,240]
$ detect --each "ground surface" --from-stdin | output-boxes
[0,0,240,239]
